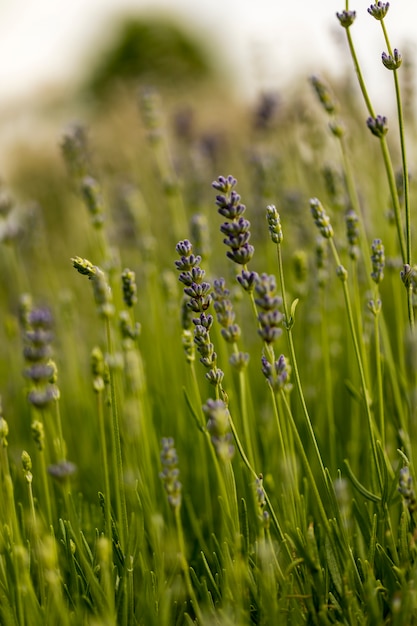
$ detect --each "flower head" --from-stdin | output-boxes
[371,238,385,284]
[121,269,137,308]
[310,198,334,239]
[367,115,388,138]
[345,210,360,261]
[212,176,254,265]
[266,205,283,244]
[254,274,283,344]
[382,49,402,71]
[203,399,235,462]
[160,438,182,510]
[398,466,417,513]
[261,354,292,392]
[336,10,356,28]
[310,75,338,115]
[367,2,389,20]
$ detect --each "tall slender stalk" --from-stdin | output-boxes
[274,223,333,504]
[328,238,382,490]
[105,316,129,552]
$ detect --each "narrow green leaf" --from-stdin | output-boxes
[344,460,381,503]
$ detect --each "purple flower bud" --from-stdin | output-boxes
[367,2,389,20]
[175,239,193,256]
[237,270,258,292]
[381,49,402,70]
[366,115,388,138]
[336,9,356,27]
[212,175,237,193]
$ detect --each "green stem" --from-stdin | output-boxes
[96,390,113,542]
[39,449,53,528]
[227,415,286,547]
[328,239,382,491]
[392,66,411,265]
[0,450,20,542]
[380,18,412,317]
[275,242,331,500]
[319,287,336,471]
[345,27,375,117]
[105,316,128,552]
[27,479,46,606]
[279,392,330,534]
[175,506,204,623]
[338,134,362,218]
[373,302,385,449]
[379,135,406,263]
[344,23,406,265]
[53,399,66,461]
[233,342,255,467]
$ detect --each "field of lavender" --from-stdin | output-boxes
[0,4,416,624]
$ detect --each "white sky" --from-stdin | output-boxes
[0,0,416,107]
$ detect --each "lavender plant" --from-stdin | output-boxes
[0,3,416,624]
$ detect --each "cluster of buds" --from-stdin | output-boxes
[309,75,345,136]
[261,354,292,393]
[266,205,283,244]
[21,451,33,485]
[61,123,89,182]
[139,87,163,144]
[400,264,417,297]
[398,466,417,514]
[254,274,283,345]
[21,304,59,410]
[119,268,140,347]
[193,314,224,386]
[310,198,334,239]
[175,240,224,386]
[367,115,389,138]
[212,278,240,344]
[345,210,360,261]
[72,257,114,318]
[336,10,356,28]
[370,238,385,284]
[310,75,338,115]
[203,399,235,462]
[367,2,389,20]
[81,176,104,228]
[237,269,258,294]
[382,49,402,71]
[255,474,270,529]
[91,346,109,394]
[322,165,345,210]
[121,268,137,308]
[212,175,254,266]
[159,437,182,510]
[175,240,211,313]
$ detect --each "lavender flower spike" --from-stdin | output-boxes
[310,198,334,239]
[212,175,255,265]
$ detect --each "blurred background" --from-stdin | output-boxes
[0,0,416,173]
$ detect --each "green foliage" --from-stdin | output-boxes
[1,3,417,624]
[85,16,216,99]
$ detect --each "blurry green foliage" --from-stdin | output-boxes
[85,16,217,98]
